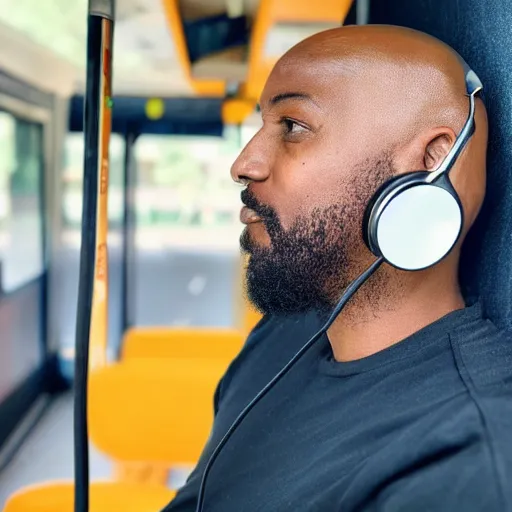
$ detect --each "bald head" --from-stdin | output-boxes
[281,26,466,140]
[233,25,487,316]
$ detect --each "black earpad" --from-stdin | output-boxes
[362,171,429,253]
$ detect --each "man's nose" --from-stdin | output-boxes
[230,138,271,185]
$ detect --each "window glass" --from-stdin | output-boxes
[134,133,243,251]
[0,111,45,292]
[132,131,244,327]
[240,122,262,148]
[61,133,125,247]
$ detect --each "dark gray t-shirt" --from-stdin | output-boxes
[163,302,512,511]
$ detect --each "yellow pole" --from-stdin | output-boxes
[88,17,113,370]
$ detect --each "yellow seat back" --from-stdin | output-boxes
[116,328,246,483]
[243,306,261,334]
[121,327,244,361]
[88,359,227,464]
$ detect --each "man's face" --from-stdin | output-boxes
[231,50,396,315]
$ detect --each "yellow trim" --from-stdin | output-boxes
[161,0,354,103]
[244,0,355,101]
[221,98,257,124]
[161,0,226,96]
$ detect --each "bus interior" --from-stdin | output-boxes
[0,0,510,510]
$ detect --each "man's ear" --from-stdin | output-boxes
[392,127,458,173]
[424,130,456,170]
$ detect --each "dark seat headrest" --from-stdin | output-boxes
[370,0,512,329]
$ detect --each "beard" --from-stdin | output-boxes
[240,153,395,316]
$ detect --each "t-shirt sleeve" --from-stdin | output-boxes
[372,445,505,512]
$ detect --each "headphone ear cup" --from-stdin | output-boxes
[362,171,420,253]
[364,171,463,271]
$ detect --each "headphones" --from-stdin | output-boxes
[363,62,483,271]
[195,61,484,512]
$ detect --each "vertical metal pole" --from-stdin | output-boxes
[74,1,114,511]
[356,0,370,24]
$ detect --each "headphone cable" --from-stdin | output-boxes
[195,256,384,512]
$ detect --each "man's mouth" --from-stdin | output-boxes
[240,206,262,225]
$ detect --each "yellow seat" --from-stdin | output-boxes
[121,327,244,361]
[4,359,226,512]
[3,481,175,512]
[88,359,227,463]
[117,327,247,485]
[120,302,261,362]
[243,306,262,334]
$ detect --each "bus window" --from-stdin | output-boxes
[0,111,44,293]
[61,133,125,244]
[132,133,242,327]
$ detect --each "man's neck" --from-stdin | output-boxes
[326,269,465,362]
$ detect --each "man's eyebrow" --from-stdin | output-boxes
[270,92,312,104]
[257,92,319,111]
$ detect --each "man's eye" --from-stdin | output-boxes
[281,118,307,136]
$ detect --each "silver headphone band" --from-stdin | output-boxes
[426,64,483,184]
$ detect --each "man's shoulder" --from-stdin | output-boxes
[449,313,512,458]
[453,311,512,395]
[374,388,512,511]
[425,314,512,510]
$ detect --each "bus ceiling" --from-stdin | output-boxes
[0,0,355,127]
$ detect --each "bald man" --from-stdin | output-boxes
[164,26,512,511]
